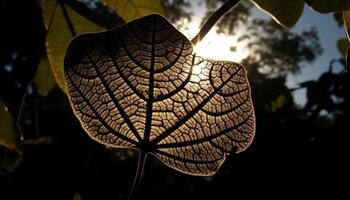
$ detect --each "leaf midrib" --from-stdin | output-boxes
[143,15,157,144]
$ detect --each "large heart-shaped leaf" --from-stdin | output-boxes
[64,14,255,175]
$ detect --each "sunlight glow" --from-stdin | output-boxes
[192,64,202,75]
[181,22,249,62]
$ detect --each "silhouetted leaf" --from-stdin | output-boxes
[250,0,304,28]
[64,14,255,175]
[306,0,350,13]
[43,0,103,94]
[34,56,56,96]
[0,101,20,154]
[337,38,349,58]
[100,0,165,22]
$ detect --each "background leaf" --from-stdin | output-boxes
[43,0,103,94]
[73,193,82,200]
[34,56,56,96]
[250,0,304,28]
[0,101,20,153]
[337,38,349,58]
[306,0,350,13]
[100,0,165,22]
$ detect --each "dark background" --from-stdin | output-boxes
[0,0,349,199]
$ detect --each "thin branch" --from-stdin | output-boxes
[191,0,240,46]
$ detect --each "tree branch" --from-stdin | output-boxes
[191,0,240,45]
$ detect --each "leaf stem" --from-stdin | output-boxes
[58,0,76,37]
[191,0,240,45]
[74,143,97,194]
[128,151,147,200]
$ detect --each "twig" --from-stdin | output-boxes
[191,0,240,45]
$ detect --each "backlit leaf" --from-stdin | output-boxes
[43,0,103,94]
[100,0,165,22]
[64,14,255,175]
[306,0,350,13]
[250,0,304,28]
[34,56,56,96]
[0,101,20,153]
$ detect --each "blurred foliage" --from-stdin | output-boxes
[243,20,322,75]
[0,101,20,154]
[163,0,192,26]
[0,0,350,199]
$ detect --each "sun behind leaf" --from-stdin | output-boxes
[64,14,255,176]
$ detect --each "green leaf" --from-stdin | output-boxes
[250,0,304,28]
[43,0,103,94]
[306,0,350,13]
[0,101,20,154]
[73,193,82,200]
[337,38,349,58]
[34,56,56,96]
[270,95,287,112]
[100,0,165,22]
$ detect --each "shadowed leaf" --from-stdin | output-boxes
[64,14,255,175]
[0,101,20,154]
[34,56,56,96]
[306,0,350,13]
[100,0,165,22]
[250,0,304,28]
[337,38,349,58]
[73,193,82,200]
[43,0,103,94]
[270,95,287,112]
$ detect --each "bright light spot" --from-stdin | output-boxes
[192,64,202,75]
[180,19,249,62]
